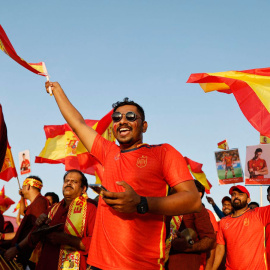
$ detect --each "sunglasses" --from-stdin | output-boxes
[111,111,141,122]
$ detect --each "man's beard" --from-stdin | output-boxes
[232,199,247,210]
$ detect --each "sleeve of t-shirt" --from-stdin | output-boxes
[91,133,116,165]
[207,209,219,233]
[257,205,270,226]
[161,144,193,187]
[216,220,225,245]
[213,204,225,219]
[193,207,216,240]
[80,202,97,256]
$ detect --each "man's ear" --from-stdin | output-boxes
[142,121,148,133]
[82,186,87,195]
[247,197,251,204]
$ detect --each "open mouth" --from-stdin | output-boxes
[118,126,132,136]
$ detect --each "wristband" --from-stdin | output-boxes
[1,233,5,240]
[15,243,22,252]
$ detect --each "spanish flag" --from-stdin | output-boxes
[0,186,15,214]
[187,67,270,137]
[0,142,18,182]
[217,139,229,150]
[184,157,212,194]
[35,110,115,175]
[13,198,28,213]
[0,104,7,172]
[0,25,47,76]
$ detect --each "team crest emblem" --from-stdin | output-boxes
[137,156,147,168]
[244,218,249,226]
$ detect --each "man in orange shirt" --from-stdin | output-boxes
[45,82,202,270]
[212,185,270,270]
[248,148,268,179]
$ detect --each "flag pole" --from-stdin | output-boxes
[16,176,21,190]
[42,62,52,96]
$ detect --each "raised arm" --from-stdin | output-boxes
[45,81,98,152]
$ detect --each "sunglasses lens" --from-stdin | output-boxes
[126,112,136,121]
[112,112,122,122]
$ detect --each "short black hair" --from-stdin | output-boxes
[27,175,43,191]
[45,192,60,204]
[248,201,259,208]
[267,186,270,194]
[255,148,262,154]
[63,169,88,191]
[112,97,145,122]
[194,180,205,199]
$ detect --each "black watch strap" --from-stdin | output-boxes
[137,196,149,214]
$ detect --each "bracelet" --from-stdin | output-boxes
[15,243,22,252]
[1,233,5,240]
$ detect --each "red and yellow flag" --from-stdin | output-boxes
[260,134,270,144]
[13,198,28,213]
[187,67,270,137]
[184,157,212,194]
[0,186,15,214]
[0,25,47,76]
[35,110,115,175]
[0,142,18,182]
[0,104,7,172]
[217,139,229,150]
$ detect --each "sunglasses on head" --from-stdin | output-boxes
[111,111,141,122]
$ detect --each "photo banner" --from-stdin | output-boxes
[215,149,244,185]
[245,144,270,185]
[19,150,31,175]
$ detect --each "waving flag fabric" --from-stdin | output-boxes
[187,67,270,137]
[13,198,28,213]
[218,139,229,150]
[184,157,212,194]
[35,110,115,175]
[0,142,18,182]
[0,25,47,76]
[0,105,7,171]
[0,186,15,214]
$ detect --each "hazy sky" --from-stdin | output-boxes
[1,1,270,216]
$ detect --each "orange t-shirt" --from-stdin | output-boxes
[223,156,233,167]
[217,206,270,270]
[87,134,193,270]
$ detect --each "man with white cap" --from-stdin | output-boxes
[212,185,270,270]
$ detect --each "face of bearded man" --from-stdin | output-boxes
[231,189,249,210]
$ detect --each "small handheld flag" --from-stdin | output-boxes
[218,139,229,150]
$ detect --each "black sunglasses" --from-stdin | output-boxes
[111,111,141,122]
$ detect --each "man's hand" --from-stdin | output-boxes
[46,232,68,246]
[206,196,215,206]
[18,189,23,197]
[102,181,141,213]
[4,247,18,261]
[45,81,62,95]
[35,213,51,227]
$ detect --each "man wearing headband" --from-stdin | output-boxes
[4,176,49,269]
[45,82,201,270]
[28,170,97,270]
[212,185,270,270]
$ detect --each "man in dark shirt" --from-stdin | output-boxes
[4,176,49,269]
[168,180,216,270]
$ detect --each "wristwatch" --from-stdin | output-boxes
[137,196,149,214]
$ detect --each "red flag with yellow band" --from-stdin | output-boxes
[0,142,18,182]
[0,25,47,76]
[187,67,270,137]
[0,186,15,214]
[184,157,212,194]
[35,110,115,175]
